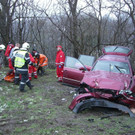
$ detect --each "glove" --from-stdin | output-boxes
[59,65,61,68]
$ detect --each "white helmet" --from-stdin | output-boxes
[22,42,30,49]
[0,44,5,50]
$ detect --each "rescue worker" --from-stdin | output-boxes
[34,52,48,76]
[4,43,20,83]
[55,45,65,82]
[0,44,5,68]
[28,53,38,80]
[9,43,20,59]
[31,48,38,57]
[29,48,38,80]
[12,42,34,92]
[5,42,14,70]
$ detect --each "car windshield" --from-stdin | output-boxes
[92,60,130,74]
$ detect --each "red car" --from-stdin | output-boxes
[68,46,135,117]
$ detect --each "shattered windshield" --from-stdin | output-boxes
[92,60,130,74]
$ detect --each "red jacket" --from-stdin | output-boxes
[55,50,65,66]
[29,53,35,63]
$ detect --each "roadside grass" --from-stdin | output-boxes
[0,68,135,135]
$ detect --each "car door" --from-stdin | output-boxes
[63,56,87,86]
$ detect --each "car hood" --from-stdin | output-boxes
[81,71,132,91]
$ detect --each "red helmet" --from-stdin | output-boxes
[56,45,62,49]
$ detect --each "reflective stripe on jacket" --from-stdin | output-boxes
[14,50,27,68]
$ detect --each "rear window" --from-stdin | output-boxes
[103,46,130,55]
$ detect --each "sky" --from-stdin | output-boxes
[33,0,129,18]
[33,0,113,15]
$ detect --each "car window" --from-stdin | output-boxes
[92,60,130,74]
[78,55,95,67]
[104,46,130,54]
[65,56,85,69]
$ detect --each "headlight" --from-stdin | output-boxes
[119,89,132,94]
[119,90,124,94]
[125,89,132,94]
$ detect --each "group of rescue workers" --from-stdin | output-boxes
[0,43,65,92]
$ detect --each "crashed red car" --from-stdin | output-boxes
[68,46,135,117]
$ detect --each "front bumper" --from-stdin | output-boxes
[71,98,135,117]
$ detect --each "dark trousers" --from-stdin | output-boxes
[15,70,32,91]
[37,67,45,75]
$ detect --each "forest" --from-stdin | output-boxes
[0,0,135,67]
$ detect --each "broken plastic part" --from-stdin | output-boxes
[72,98,135,117]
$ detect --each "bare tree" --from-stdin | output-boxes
[1,0,135,68]
[34,0,89,58]
[0,0,18,45]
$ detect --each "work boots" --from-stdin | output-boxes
[20,85,34,92]
[29,84,34,90]
[20,89,27,92]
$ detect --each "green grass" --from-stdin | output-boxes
[0,68,135,135]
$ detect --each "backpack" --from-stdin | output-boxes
[5,44,14,57]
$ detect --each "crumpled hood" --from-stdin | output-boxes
[81,71,131,91]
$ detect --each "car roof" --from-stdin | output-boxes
[99,55,129,63]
